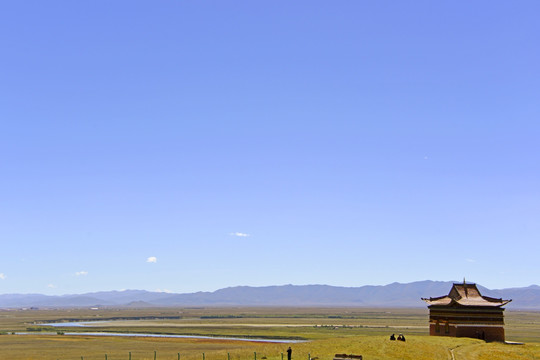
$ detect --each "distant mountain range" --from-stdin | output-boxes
[1,281,539,309]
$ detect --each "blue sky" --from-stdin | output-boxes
[1,1,539,295]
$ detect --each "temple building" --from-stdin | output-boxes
[422,281,511,342]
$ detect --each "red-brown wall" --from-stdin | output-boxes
[429,323,505,342]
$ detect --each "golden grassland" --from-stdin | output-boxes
[1,333,539,360]
[1,307,539,360]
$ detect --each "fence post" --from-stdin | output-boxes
[129,352,131,360]
[281,353,283,360]
[254,352,257,360]
[228,353,230,360]
[309,353,311,360]
[203,352,205,360]
[178,353,180,360]
[105,355,108,360]
[154,350,157,360]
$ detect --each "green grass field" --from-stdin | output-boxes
[1,307,539,360]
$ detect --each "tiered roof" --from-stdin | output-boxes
[422,282,511,307]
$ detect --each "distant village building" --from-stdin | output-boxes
[422,281,511,342]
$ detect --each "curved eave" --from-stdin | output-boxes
[421,296,451,306]
[425,299,512,308]
[422,296,512,308]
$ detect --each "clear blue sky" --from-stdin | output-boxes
[1,1,539,295]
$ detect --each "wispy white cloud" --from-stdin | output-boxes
[230,232,250,237]
[0,273,6,280]
[156,288,172,293]
[75,271,88,276]
[466,258,476,263]
[47,284,56,288]
[147,256,157,263]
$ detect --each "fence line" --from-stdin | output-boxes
[67,350,313,360]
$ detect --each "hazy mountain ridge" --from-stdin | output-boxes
[1,281,539,309]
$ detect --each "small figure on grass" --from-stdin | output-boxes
[397,334,406,342]
[389,334,396,340]
[287,347,292,360]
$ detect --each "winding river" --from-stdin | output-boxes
[34,321,306,343]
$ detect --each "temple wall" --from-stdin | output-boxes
[428,308,505,324]
[429,322,506,342]
[456,325,505,342]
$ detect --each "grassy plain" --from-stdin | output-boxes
[0,307,539,360]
